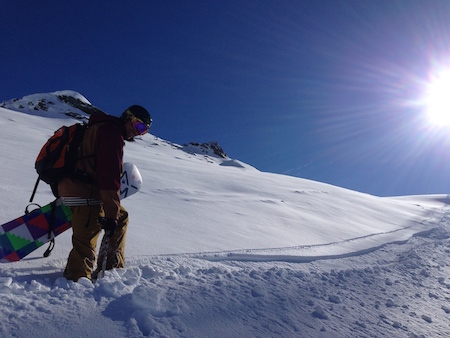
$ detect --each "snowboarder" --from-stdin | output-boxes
[58,105,152,281]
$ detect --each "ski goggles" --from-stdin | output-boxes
[131,117,150,135]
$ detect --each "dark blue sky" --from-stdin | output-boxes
[2,1,450,196]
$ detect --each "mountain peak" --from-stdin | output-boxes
[0,90,105,120]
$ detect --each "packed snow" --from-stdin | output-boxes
[0,94,449,337]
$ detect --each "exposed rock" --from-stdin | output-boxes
[57,94,105,116]
[182,141,227,158]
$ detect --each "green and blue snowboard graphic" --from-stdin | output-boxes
[0,202,71,262]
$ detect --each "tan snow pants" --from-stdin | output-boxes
[63,204,129,281]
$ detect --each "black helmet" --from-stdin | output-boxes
[121,105,152,128]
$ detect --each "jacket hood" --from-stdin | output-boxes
[88,112,125,135]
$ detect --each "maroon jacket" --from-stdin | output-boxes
[59,112,126,220]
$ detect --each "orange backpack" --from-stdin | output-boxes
[35,123,87,185]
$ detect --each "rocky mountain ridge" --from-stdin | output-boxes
[1,90,228,159]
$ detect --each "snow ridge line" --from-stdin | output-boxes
[194,222,443,263]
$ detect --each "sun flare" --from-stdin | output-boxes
[425,68,450,127]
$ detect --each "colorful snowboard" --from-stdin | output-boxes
[0,201,71,262]
[0,162,142,262]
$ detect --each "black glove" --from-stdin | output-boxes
[99,217,118,237]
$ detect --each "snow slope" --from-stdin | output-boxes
[0,96,449,337]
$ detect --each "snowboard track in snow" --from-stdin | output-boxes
[192,222,444,264]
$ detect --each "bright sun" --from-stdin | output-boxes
[425,69,450,127]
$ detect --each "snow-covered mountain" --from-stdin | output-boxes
[1,90,103,120]
[0,91,449,337]
[1,90,229,160]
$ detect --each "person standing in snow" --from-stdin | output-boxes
[58,105,152,282]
